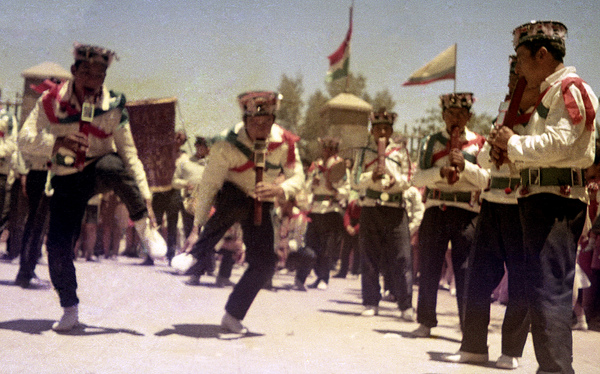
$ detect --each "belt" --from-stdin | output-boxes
[426,188,472,203]
[365,188,403,203]
[313,194,335,202]
[520,167,585,187]
[489,177,520,190]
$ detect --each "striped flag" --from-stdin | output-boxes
[403,44,456,86]
[326,7,353,82]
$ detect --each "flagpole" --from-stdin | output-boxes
[453,43,457,93]
[344,3,354,93]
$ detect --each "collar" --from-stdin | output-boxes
[61,80,112,112]
[541,66,575,91]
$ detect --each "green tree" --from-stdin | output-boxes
[277,74,304,134]
[370,89,396,112]
[326,72,367,98]
[298,90,329,161]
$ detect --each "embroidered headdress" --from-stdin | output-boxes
[73,43,118,67]
[237,91,282,117]
[370,108,397,126]
[439,92,475,111]
[512,21,567,52]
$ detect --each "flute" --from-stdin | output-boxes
[447,126,461,185]
[377,136,386,175]
[253,138,267,226]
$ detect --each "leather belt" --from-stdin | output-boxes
[489,177,520,190]
[365,188,403,203]
[426,188,472,203]
[520,167,584,187]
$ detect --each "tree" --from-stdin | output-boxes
[370,89,396,112]
[298,90,329,161]
[326,72,367,98]
[277,74,304,134]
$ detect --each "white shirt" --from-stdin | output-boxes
[506,66,598,202]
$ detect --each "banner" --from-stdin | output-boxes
[403,44,456,86]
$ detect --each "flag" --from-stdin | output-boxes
[402,44,456,86]
[326,7,353,82]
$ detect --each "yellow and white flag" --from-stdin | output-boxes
[403,44,456,86]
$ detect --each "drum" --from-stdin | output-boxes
[126,97,178,189]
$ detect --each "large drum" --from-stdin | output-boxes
[126,97,177,189]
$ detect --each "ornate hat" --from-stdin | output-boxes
[73,42,118,67]
[512,21,567,51]
[509,55,517,75]
[194,136,207,146]
[370,108,397,126]
[237,91,282,117]
[440,92,475,111]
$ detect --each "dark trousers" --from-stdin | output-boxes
[16,170,50,282]
[217,250,235,279]
[416,206,478,328]
[461,200,530,357]
[519,194,586,374]
[359,206,413,311]
[47,154,147,307]
[305,212,344,284]
[338,230,360,277]
[189,182,277,320]
[287,246,316,284]
[151,189,181,260]
[6,178,28,259]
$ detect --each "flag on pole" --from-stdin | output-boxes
[402,44,456,86]
[326,6,353,82]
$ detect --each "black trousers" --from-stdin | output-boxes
[359,205,413,311]
[305,212,344,283]
[519,194,586,374]
[461,200,530,357]
[47,154,147,307]
[416,206,478,329]
[151,189,181,260]
[16,170,50,282]
[188,182,277,320]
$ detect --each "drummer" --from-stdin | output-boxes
[304,136,350,290]
[18,43,166,331]
[352,108,415,320]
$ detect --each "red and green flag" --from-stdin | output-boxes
[326,6,353,82]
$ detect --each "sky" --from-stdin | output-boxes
[1,0,600,139]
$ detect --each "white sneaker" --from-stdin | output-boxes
[221,312,248,335]
[52,305,80,331]
[360,306,378,317]
[317,281,328,290]
[411,324,431,338]
[444,350,488,364]
[400,307,416,322]
[572,320,588,331]
[134,218,167,259]
[496,354,519,369]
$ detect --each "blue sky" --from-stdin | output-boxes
[1,0,600,137]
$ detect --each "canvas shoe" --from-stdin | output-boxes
[400,307,416,322]
[215,276,235,288]
[52,305,80,332]
[496,354,519,369]
[411,324,431,338]
[134,217,167,259]
[221,312,248,335]
[360,306,379,317]
[444,350,488,364]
